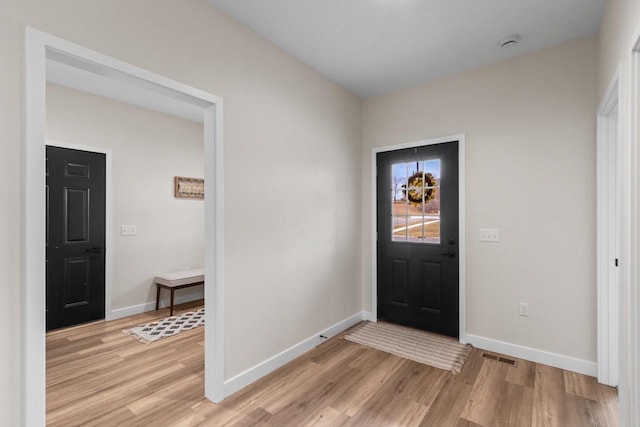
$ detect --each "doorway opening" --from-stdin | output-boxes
[45,145,107,331]
[370,135,466,342]
[376,142,459,337]
[24,28,224,426]
[596,73,621,388]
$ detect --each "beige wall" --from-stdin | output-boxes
[0,3,22,420]
[362,36,598,362]
[0,1,362,424]
[46,83,205,312]
[598,0,640,97]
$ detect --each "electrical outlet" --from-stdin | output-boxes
[479,228,500,242]
[519,302,529,317]
[121,225,137,236]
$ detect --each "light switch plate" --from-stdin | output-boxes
[121,225,137,236]
[479,228,500,242]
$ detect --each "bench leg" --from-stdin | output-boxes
[156,285,161,311]
[170,289,175,316]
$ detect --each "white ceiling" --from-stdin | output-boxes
[208,0,606,98]
[46,1,606,117]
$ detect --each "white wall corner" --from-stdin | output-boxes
[466,334,597,377]
[223,311,366,398]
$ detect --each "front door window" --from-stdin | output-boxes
[391,159,441,244]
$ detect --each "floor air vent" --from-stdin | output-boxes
[482,352,516,366]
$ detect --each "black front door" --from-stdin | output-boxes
[377,141,459,337]
[46,146,106,331]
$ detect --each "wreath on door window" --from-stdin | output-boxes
[402,171,437,204]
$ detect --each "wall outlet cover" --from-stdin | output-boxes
[519,302,529,317]
[479,228,500,242]
[121,225,137,236]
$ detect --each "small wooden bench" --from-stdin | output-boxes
[154,268,205,316]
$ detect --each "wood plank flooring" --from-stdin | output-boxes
[47,301,618,426]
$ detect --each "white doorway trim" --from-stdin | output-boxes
[596,70,621,388]
[25,28,225,426]
[45,140,115,322]
[370,134,467,342]
[624,28,640,427]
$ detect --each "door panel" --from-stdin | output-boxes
[46,146,106,331]
[391,259,409,305]
[63,257,91,308]
[65,188,89,243]
[420,261,443,312]
[377,141,459,337]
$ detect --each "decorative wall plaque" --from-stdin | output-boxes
[174,176,204,199]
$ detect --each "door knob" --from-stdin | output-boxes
[441,252,456,258]
[85,247,103,254]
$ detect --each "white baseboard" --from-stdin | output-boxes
[465,333,597,377]
[223,311,366,398]
[362,311,375,322]
[109,288,204,320]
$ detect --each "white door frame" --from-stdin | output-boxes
[24,28,225,426]
[370,134,466,342]
[596,71,621,387]
[45,140,115,321]
[624,29,640,427]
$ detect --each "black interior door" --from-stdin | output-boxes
[377,141,459,338]
[46,146,106,331]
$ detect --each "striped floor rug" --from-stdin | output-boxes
[344,321,471,374]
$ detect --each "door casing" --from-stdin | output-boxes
[25,27,225,427]
[370,134,466,342]
[596,72,621,388]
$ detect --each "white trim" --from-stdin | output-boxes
[109,289,205,319]
[45,140,114,321]
[466,334,597,377]
[625,35,640,427]
[459,137,467,343]
[25,27,225,426]
[370,134,467,342]
[204,102,225,403]
[23,28,47,427]
[223,311,365,397]
[596,70,621,387]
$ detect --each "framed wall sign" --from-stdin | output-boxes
[174,176,204,199]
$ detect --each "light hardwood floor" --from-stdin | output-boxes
[47,301,618,426]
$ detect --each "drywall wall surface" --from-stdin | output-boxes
[1,0,362,422]
[0,6,23,425]
[598,0,640,98]
[46,83,205,311]
[362,36,598,363]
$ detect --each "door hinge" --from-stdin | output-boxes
[615,258,619,267]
